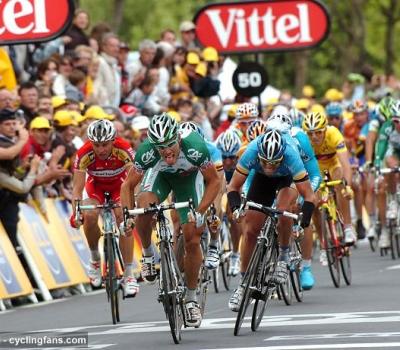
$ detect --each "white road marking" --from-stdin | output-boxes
[201,344,400,350]
[266,332,400,341]
[28,311,400,335]
[386,264,400,270]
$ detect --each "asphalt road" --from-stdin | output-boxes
[1,240,400,350]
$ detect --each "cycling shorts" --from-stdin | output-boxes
[318,156,341,178]
[85,177,122,203]
[140,169,204,224]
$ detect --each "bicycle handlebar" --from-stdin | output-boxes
[246,200,301,221]
[125,200,192,216]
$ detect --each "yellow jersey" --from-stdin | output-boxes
[311,126,347,170]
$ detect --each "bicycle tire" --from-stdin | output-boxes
[234,240,263,336]
[160,240,182,344]
[321,210,340,288]
[212,267,220,293]
[396,233,400,258]
[221,219,232,291]
[290,240,303,302]
[251,241,278,331]
[279,277,292,306]
[106,235,119,325]
[336,221,352,285]
[389,222,397,260]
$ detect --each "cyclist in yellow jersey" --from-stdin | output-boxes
[302,112,356,265]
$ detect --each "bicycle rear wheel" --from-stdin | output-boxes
[321,210,340,288]
[221,218,233,291]
[106,235,119,324]
[160,241,183,344]
[234,241,263,336]
[197,264,209,326]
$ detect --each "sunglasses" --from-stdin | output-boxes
[328,115,341,120]
[307,129,325,137]
[155,139,178,150]
[222,155,237,160]
[258,155,282,166]
[393,119,400,124]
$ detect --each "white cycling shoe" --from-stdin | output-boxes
[88,260,102,288]
[122,276,139,298]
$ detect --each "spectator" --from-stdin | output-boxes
[18,82,39,125]
[0,109,41,247]
[35,58,59,96]
[118,42,131,99]
[37,94,54,120]
[179,21,199,50]
[65,9,90,51]
[160,29,177,47]
[93,33,121,107]
[126,39,157,89]
[153,42,174,106]
[65,69,86,103]
[53,55,74,97]
[0,88,15,110]
[176,98,193,122]
[89,22,112,53]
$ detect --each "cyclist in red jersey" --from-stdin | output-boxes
[70,119,139,297]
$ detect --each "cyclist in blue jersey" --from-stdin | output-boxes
[215,129,242,275]
[325,102,344,132]
[266,113,321,290]
[179,122,224,270]
[227,129,316,311]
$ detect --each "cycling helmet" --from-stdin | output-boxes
[289,108,305,128]
[390,100,400,118]
[325,102,343,116]
[235,102,259,120]
[179,121,204,138]
[349,100,367,114]
[246,120,266,142]
[148,112,179,145]
[268,113,293,129]
[87,119,116,143]
[216,129,241,157]
[257,129,285,161]
[378,96,395,121]
[302,112,327,131]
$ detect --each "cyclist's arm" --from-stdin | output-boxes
[294,178,316,228]
[197,164,221,216]
[72,170,86,215]
[226,170,247,211]
[120,166,143,210]
[374,124,390,167]
[337,151,352,185]
[365,130,378,164]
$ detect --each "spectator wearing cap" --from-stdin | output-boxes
[130,115,150,149]
[65,9,90,51]
[119,103,138,123]
[179,21,199,50]
[160,29,177,47]
[0,109,41,248]
[93,33,121,107]
[18,82,39,125]
[126,39,157,91]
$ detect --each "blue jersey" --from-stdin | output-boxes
[206,140,223,171]
[237,134,307,182]
[291,127,321,192]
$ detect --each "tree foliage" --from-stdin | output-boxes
[79,0,400,96]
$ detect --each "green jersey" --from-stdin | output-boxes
[374,120,400,167]
[133,131,212,175]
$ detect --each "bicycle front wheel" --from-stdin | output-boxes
[336,221,352,285]
[221,219,233,291]
[160,240,183,344]
[106,235,119,324]
[321,210,340,288]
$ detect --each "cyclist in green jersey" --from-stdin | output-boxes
[120,112,221,327]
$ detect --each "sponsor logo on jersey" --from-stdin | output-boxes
[187,149,203,162]
[141,149,156,165]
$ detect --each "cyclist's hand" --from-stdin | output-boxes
[361,161,373,173]
[207,215,221,233]
[232,208,245,223]
[70,213,83,229]
[341,185,354,200]
[119,218,135,236]
[187,210,205,228]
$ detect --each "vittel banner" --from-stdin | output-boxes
[194,0,330,53]
[0,0,74,45]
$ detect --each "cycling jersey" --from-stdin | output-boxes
[73,137,135,202]
[237,134,308,182]
[310,126,347,172]
[375,120,400,167]
[343,119,369,161]
[206,140,223,172]
[134,131,212,224]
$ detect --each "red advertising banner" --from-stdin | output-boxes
[194,0,330,54]
[0,0,75,45]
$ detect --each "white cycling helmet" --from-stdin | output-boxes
[87,119,116,143]
[216,129,242,157]
[179,121,205,138]
[148,112,179,145]
[267,113,293,133]
[257,129,285,161]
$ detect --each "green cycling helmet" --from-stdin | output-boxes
[378,96,395,121]
[148,112,179,146]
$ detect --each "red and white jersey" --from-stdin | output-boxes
[73,137,135,185]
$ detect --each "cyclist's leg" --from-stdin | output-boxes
[136,170,170,283]
[352,158,365,238]
[365,171,377,238]
[82,180,103,287]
